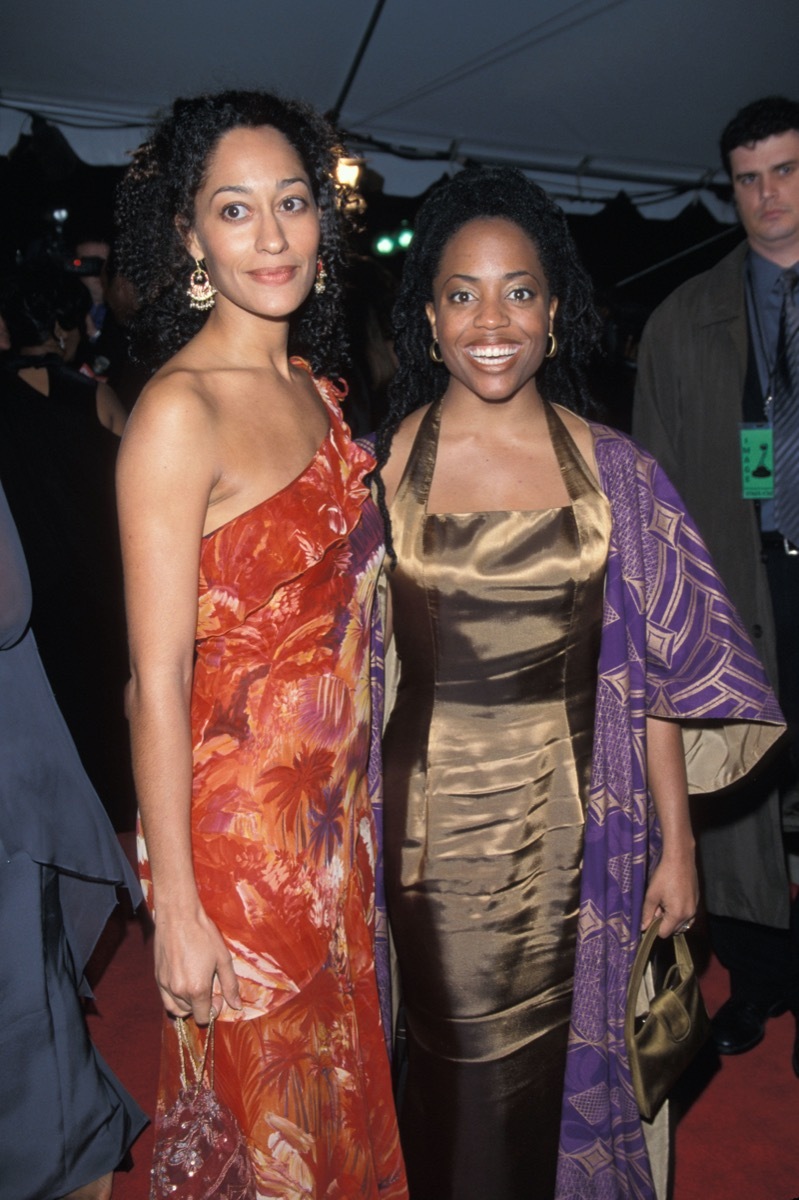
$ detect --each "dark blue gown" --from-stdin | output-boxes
[0,479,146,1198]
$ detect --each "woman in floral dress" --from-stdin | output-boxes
[116,90,406,1199]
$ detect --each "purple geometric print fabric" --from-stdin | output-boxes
[368,574,393,1053]
[555,426,783,1198]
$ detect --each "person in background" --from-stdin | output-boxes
[633,95,799,1070]
[0,264,127,434]
[0,265,133,828]
[0,475,146,1199]
[73,236,111,341]
[115,89,407,1197]
[86,248,151,413]
[373,165,783,1200]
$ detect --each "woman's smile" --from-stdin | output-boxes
[426,216,557,404]
[246,265,299,285]
[465,342,521,365]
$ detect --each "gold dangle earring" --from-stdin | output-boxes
[545,330,558,359]
[186,259,217,311]
[314,257,327,295]
[429,339,444,364]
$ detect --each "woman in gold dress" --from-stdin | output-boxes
[373,168,782,1199]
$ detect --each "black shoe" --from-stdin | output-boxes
[711,997,780,1055]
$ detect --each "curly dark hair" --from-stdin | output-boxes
[373,166,601,559]
[115,89,350,374]
[719,95,799,178]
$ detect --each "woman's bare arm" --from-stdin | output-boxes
[96,381,128,436]
[117,376,240,1023]
[641,715,699,937]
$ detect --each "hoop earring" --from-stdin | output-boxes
[429,339,444,364]
[314,257,327,295]
[187,260,217,311]
[545,331,558,359]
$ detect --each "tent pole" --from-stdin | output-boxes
[329,0,388,124]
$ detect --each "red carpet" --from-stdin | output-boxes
[671,941,799,1200]
[87,904,159,1200]
[88,837,799,1200]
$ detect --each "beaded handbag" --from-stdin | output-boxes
[150,1014,255,1200]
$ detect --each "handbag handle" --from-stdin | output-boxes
[176,1013,216,1091]
[624,917,693,1037]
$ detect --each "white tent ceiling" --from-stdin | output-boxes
[1,0,797,219]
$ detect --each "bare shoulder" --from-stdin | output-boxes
[381,405,431,504]
[123,364,216,451]
[118,362,220,498]
[551,403,599,481]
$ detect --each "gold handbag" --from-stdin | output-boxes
[624,917,710,1120]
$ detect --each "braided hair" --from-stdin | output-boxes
[373,165,601,562]
[115,89,349,375]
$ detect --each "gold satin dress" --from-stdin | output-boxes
[383,401,611,1200]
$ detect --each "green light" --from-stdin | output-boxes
[374,235,395,255]
[397,227,414,249]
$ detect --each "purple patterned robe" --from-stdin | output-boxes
[555,425,783,1198]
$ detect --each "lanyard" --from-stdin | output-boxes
[745,261,778,417]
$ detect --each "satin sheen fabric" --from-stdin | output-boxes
[384,401,610,1199]
[139,366,407,1199]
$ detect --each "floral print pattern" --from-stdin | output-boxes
[140,365,406,1198]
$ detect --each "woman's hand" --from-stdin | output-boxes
[641,849,699,937]
[154,905,240,1025]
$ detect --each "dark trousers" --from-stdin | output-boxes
[709,903,799,1013]
[710,541,799,1014]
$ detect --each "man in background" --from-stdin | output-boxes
[633,95,799,1069]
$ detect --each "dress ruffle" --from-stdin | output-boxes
[198,366,373,640]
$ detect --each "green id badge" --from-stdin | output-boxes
[740,424,774,499]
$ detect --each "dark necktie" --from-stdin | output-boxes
[773,267,799,547]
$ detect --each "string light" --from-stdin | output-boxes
[372,221,414,256]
